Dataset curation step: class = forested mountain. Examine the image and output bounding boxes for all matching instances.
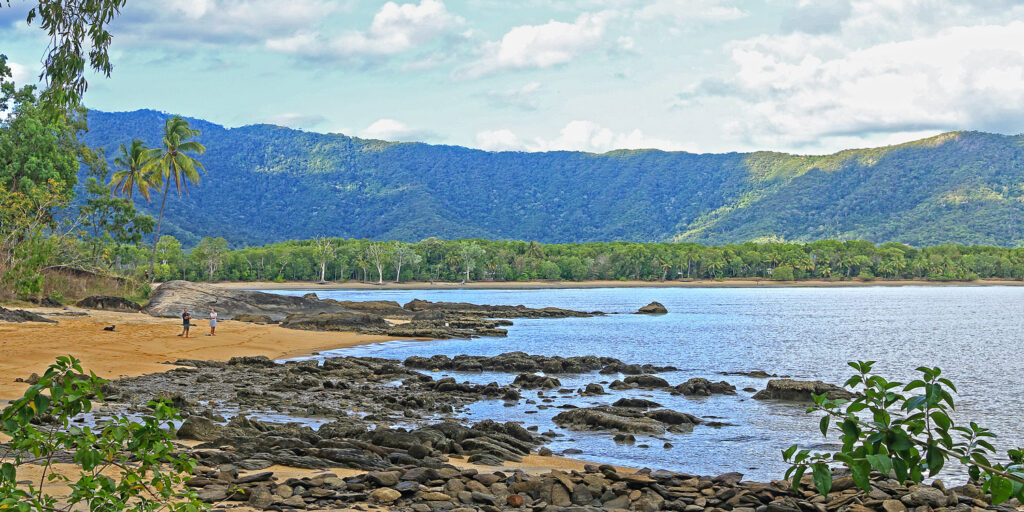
[81,109,1024,247]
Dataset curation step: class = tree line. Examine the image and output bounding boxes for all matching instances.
[135,236,1024,284]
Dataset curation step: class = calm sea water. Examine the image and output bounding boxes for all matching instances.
[268,286,1024,481]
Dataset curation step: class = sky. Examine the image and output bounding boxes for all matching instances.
[2,0,1024,155]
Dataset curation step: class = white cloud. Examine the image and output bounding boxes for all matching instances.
[264,113,327,129]
[476,121,690,153]
[6,60,35,86]
[116,0,345,46]
[458,11,614,78]
[677,5,1024,149]
[266,0,463,59]
[359,118,438,142]
[476,129,523,151]
[484,81,542,110]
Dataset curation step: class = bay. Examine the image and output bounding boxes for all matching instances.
[269,285,1024,481]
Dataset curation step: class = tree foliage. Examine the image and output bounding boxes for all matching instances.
[783,362,1024,505]
[0,356,206,511]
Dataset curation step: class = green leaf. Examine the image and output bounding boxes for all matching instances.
[791,465,806,492]
[931,411,951,430]
[0,462,15,483]
[866,454,892,475]
[783,445,798,461]
[812,464,832,498]
[893,457,908,482]
[820,416,831,437]
[926,445,944,476]
[991,475,1014,505]
[850,459,872,492]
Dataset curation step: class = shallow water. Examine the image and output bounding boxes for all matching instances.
[269,286,1024,481]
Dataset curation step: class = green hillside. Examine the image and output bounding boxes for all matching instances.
[81,110,1024,247]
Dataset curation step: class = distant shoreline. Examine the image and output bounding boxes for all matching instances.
[210,278,1024,291]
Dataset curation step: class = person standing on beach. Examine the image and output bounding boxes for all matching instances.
[179,308,191,338]
[208,308,217,336]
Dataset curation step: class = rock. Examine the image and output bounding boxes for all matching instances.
[143,280,347,320]
[281,495,306,508]
[371,487,402,504]
[0,307,57,323]
[196,486,228,503]
[583,383,606,395]
[752,379,856,401]
[324,299,414,318]
[280,311,387,331]
[233,313,274,323]
[367,470,401,487]
[553,406,697,434]
[176,416,222,441]
[507,494,525,507]
[538,447,553,456]
[883,499,907,512]
[611,398,661,408]
[623,374,670,388]
[673,377,737,396]
[76,295,142,312]
[248,486,276,509]
[904,486,947,507]
[512,373,561,390]
[408,443,431,459]
[636,301,668,314]
[403,299,598,318]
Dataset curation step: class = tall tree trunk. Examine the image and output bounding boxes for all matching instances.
[376,264,383,284]
[148,179,171,284]
[320,262,326,282]
[395,262,402,283]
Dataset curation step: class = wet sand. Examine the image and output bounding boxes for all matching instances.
[0,307,404,400]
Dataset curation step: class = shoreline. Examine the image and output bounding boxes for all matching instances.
[0,307,408,401]
[211,277,1024,291]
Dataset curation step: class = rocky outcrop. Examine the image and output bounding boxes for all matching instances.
[76,295,141,312]
[0,306,56,323]
[143,280,348,320]
[324,299,414,318]
[403,299,600,318]
[402,352,670,374]
[280,312,388,331]
[232,313,274,323]
[752,378,856,401]
[672,377,737,396]
[552,406,700,434]
[636,301,668,314]
[623,374,670,389]
[512,373,561,390]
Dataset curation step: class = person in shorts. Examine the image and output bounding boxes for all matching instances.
[208,308,217,336]
[179,308,191,338]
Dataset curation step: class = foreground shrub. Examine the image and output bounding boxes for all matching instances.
[0,356,207,511]
[783,362,1024,504]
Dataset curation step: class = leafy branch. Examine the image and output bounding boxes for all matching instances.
[783,361,1024,505]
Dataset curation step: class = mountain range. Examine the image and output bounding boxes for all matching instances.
[80,109,1024,247]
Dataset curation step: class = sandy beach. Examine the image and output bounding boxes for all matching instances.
[213,277,1024,291]
[0,307,405,400]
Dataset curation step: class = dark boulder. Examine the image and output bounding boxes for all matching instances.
[636,301,668,314]
[233,313,274,323]
[76,295,142,312]
[143,280,347,320]
[0,307,56,323]
[623,374,670,388]
[512,373,561,390]
[177,416,222,441]
[280,312,388,331]
[672,377,737,396]
[752,379,855,401]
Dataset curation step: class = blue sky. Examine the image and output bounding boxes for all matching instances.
[3,0,1024,154]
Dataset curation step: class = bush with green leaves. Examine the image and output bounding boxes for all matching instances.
[783,361,1024,504]
[0,356,207,511]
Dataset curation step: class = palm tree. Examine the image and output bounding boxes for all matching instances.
[110,139,155,201]
[144,116,206,283]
